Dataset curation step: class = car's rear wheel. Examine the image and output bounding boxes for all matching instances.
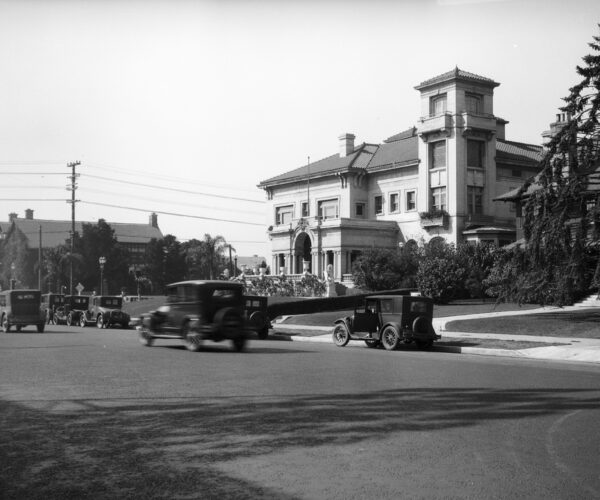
[332,323,350,347]
[232,336,246,352]
[215,307,244,338]
[138,326,154,347]
[364,339,380,349]
[183,322,201,352]
[381,325,400,350]
[36,323,45,333]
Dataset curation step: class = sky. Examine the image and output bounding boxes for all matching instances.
[1,0,600,259]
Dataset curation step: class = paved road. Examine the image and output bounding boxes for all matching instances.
[1,325,600,499]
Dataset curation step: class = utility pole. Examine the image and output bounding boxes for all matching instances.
[67,161,81,295]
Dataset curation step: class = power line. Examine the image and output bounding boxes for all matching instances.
[80,200,265,226]
[0,172,66,175]
[82,173,265,204]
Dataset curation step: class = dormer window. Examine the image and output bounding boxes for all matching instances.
[430,94,447,116]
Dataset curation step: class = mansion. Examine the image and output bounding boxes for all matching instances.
[258,68,545,281]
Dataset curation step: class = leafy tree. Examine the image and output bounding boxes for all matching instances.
[456,242,497,299]
[416,240,466,303]
[143,235,186,293]
[182,234,227,280]
[0,223,35,289]
[516,26,600,305]
[351,247,418,291]
[42,245,71,293]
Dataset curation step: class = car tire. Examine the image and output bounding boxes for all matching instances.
[96,315,105,329]
[215,307,244,338]
[183,322,201,352]
[412,316,430,335]
[257,326,269,340]
[46,310,52,325]
[80,315,87,328]
[2,316,10,333]
[67,314,73,327]
[381,325,400,350]
[364,339,380,349]
[332,323,350,347]
[138,326,154,347]
[36,323,45,333]
[232,336,246,352]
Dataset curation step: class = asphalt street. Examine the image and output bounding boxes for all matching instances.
[1,325,600,499]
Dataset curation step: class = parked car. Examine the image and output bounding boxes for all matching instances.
[244,295,271,339]
[332,294,440,350]
[80,295,130,329]
[0,289,45,333]
[53,295,90,326]
[138,280,249,351]
[41,293,65,325]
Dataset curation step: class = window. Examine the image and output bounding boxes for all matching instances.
[465,93,482,114]
[355,202,365,217]
[374,195,383,215]
[275,205,293,225]
[467,140,485,168]
[430,94,447,116]
[430,141,446,169]
[406,191,416,211]
[318,199,339,220]
[389,193,399,213]
[467,186,483,215]
[431,187,446,211]
[301,202,309,217]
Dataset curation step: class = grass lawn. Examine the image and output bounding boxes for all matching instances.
[445,309,600,339]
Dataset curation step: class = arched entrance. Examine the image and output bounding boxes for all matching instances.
[294,232,312,274]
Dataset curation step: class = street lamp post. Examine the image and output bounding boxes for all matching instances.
[99,256,106,295]
[10,263,15,290]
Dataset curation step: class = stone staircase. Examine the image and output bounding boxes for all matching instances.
[573,293,600,308]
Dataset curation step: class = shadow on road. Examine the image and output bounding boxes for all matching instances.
[2,388,599,498]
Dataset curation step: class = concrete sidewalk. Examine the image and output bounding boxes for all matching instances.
[271,308,600,366]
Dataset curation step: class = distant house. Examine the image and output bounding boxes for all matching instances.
[236,255,267,273]
[258,68,544,280]
[0,209,163,268]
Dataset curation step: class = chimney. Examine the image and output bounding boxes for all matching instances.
[149,212,158,228]
[9,212,17,222]
[496,118,508,141]
[25,208,34,220]
[339,133,355,158]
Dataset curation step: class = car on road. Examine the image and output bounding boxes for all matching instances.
[1,289,46,333]
[53,295,90,326]
[332,294,440,350]
[80,295,130,329]
[244,295,272,339]
[138,280,249,351]
[41,293,65,325]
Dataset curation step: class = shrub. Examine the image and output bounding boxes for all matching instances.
[352,247,418,291]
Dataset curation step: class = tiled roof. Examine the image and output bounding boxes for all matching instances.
[496,140,544,164]
[0,218,163,248]
[384,127,417,143]
[415,67,499,90]
[368,135,418,170]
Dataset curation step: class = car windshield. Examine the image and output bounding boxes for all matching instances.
[365,300,378,313]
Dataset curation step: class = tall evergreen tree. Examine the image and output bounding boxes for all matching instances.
[519,26,600,305]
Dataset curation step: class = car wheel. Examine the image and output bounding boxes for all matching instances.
[215,307,244,337]
[412,316,430,335]
[46,310,52,325]
[381,325,400,350]
[2,316,10,333]
[364,339,380,349]
[36,323,45,333]
[416,340,433,349]
[183,322,201,352]
[67,314,73,326]
[257,326,269,340]
[232,336,246,352]
[138,326,154,347]
[80,315,87,328]
[332,323,350,347]
[121,322,129,329]
[96,315,105,329]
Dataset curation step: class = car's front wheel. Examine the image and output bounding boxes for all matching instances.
[67,314,73,326]
[80,315,87,328]
[381,326,400,350]
[332,323,350,347]
[138,326,154,347]
[96,315,105,329]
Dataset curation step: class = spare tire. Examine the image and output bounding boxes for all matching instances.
[214,307,244,338]
[412,316,430,334]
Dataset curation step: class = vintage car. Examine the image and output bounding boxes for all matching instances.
[332,294,440,350]
[138,280,249,352]
[80,295,130,329]
[41,293,65,325]
[53,295,90,326]
[0,289,46,333]
[244,295,271,339]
